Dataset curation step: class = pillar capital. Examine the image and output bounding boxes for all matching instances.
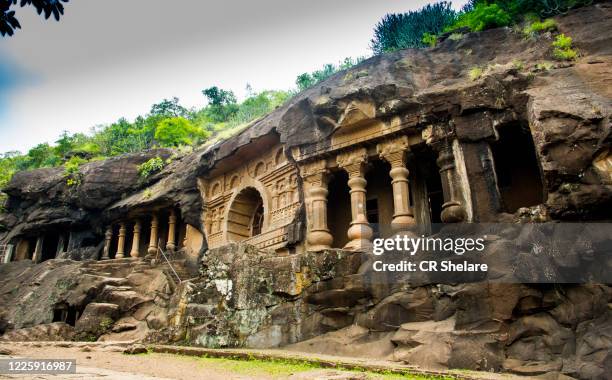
[336,147,368,178]
[377,135,410,167]
[299,159,329,187]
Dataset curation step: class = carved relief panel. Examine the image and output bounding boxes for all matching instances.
[199,145,301,251]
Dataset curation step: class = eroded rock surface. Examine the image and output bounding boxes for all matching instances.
[0,4,611,380]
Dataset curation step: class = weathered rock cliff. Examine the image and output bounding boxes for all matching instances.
[0,3,611,380]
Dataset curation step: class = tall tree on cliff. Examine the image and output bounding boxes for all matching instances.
[1,0,69,37]
[371,1,456,54]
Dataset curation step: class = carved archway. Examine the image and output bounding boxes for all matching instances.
[226,187,265,242]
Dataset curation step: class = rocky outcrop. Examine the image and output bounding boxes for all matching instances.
[0,149,173,247]
[0,3,611,380]
[0,258,177,342]
[168,241,611,379]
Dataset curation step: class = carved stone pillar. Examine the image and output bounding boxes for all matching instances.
[32,236,44,263]
[56,235,65,257]
[102,227,112,260]
[116,222,126,259]
[147,215,159,256]
[435,141,467,223]
[337,148,373,251]
[377,136,416,231]
[130,220,142,258]
[300,160,333,251]
[166,210,177,252]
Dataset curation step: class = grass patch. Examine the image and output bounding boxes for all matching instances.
[523,18,557,36]
[150,352,453,379]
[448,32,463,41]
[535,61,554,71]
[469,66,483,81]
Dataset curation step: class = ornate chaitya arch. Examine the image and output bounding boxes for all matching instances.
[199,136,301,252]
[226,185,267,242]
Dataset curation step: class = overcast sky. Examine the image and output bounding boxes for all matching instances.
[0,0,468,153]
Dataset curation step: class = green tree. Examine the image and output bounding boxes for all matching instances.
[202,86,239,123]
[150,97,188,118]
[154,117,209,147]
[1,0,70,37]
[94,118,145,156]
[22,143,59,169]
[54,130,76,158]
[371,2,456,54]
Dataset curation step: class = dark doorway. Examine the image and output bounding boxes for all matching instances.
[41,234,59,262]
[327,170,351,248]
[366,198,380,238]
[365,159,394,238]
[491,124,544,213]
[252,203,264,237]
[412,148,444,234]
[52,303,82,326]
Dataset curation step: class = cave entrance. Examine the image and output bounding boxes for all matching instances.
[52,303,83,326]
[40,234,59,263]
[327,170,351,248]
[227,187,265,242]
[365,159,394,239]
[492,123,544,213]
[412,147,444,234]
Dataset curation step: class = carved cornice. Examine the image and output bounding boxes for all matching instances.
[337,101,376,128]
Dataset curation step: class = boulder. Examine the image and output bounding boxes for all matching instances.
[74,303,120,339]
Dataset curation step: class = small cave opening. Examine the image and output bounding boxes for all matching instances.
[491,123,544,213]
[52,303,85,326]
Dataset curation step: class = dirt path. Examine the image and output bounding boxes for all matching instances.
[0,342,526,380]
[0,344,267,380]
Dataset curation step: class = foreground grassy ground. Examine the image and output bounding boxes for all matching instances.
[170,353,453,379]
[1,342,521,380]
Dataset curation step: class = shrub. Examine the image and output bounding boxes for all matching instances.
[154,117,209,147]
[535,61,554,71]
[422,32,438,47]
[552,33,577,60]
[371,1,457,54]
[448,3,512,32]
[523,18,557,36]
[63,156,87,187]
[514,0,593,18]
[469,66,484,80]
[138,157,165,178]
[295,57,366,91]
